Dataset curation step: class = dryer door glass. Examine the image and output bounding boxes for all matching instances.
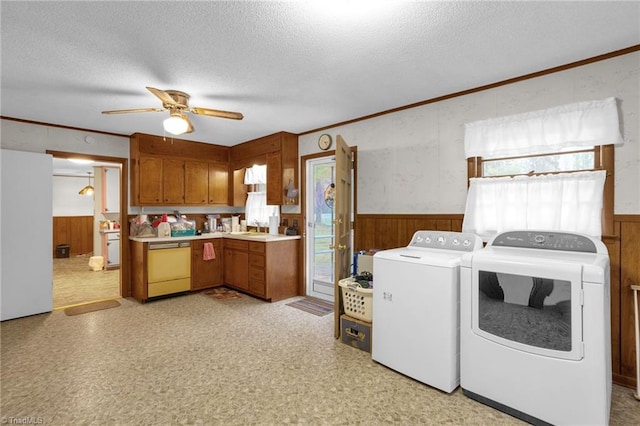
[478,271,572,351]
[471,260,583,361]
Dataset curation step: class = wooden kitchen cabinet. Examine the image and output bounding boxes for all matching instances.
[248,242,266,297]
[184,160,209,204]
[136,155,185,205]
[191,238,223,290]
[229,131,298,206]
[130,133,230,206]
[265,152,282,206]
[208,163,229,205]
[224,238,299,302]
[223,239,249,291]
[138,155,163,204]
[185,161,230,205]
[163,158,185,204]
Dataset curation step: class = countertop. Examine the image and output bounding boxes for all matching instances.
[129,232,301,243]
[100,229,121,234]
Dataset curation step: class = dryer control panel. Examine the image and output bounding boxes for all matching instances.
[408,231,482,252]
[490,230,598,253]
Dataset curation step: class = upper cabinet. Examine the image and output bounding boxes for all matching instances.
[102,166,120,213]
[130,131,297,207]
[130,133,230,206]
[230,131,298,206]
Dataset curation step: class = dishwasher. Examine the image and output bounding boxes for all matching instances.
[147,241,191,298]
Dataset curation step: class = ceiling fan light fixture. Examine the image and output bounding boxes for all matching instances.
[163,113,189,135]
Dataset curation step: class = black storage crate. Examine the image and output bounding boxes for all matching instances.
[56,244,70,258]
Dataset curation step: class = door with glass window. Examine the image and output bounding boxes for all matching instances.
[305,157,335,302]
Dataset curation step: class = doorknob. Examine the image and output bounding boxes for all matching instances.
[332,218,343,224]
[337,244,347,250]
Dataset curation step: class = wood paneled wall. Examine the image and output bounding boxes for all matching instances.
[354,214,463,251]
[52,216,93,257]
[353,213,639,389]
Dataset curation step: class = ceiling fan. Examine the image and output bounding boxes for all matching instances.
[102,86,243,135]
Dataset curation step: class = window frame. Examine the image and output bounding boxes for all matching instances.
[467,145,614,237]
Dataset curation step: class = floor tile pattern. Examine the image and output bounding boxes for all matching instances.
[2,293,638,425]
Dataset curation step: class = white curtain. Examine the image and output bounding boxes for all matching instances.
[244,164,267,184]
[464,97,623,158]
[462,170,606,240]
[245,191,279,227]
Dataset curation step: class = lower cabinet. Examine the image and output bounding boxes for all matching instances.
[191,238,223,290]
[223,239,249,291]
[225,238,299,302]
[100,231,120,270]
[131,237,299,303]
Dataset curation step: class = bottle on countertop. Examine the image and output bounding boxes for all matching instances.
[157,214,171,237]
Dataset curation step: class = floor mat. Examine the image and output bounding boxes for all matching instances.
[203,287,243,300]
[286,297,333,317]
[64,299,121,316]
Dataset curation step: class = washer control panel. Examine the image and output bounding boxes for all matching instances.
[490,231,597,253]
[408,231,483,252]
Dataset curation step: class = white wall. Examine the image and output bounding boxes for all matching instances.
[52,175,94,216]
[299,51,640,215]
[2,51,639,217]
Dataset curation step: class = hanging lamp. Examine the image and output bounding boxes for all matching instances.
[78,172,94,196]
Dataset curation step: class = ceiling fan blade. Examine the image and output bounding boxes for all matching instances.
[146,86,185,108]
[183,114,195,133]
[190,107,244,120]
[101,107,164,115]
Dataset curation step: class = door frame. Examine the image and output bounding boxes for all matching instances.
[300,145,357,309]
[303,155,337,302]
[47,150,129,300]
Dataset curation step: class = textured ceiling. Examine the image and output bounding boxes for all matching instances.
[1,1,639,147]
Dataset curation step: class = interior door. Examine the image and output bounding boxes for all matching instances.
[333,135,352,338]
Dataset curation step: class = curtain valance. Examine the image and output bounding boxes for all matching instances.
[464,97,623,159]
[244,164,267,184]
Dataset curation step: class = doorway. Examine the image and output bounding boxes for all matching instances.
[305,156,336,302]
[49,151,126,308]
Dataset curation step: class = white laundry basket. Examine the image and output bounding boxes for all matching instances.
[339,277,373,322]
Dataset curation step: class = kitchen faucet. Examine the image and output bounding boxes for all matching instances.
[254,219,261,233]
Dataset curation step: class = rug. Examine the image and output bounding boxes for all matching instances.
[203,287,243,300]
[286,297,333,317]
[64,299,121,316]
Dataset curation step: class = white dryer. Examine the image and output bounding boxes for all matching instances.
[372,230,482,393]
[460,231,611,425]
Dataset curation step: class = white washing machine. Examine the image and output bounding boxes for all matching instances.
[460,231,611,425]
[372,230,483,393]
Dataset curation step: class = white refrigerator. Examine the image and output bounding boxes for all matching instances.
[1,149,53,321]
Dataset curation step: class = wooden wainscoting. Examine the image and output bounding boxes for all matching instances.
[354,214,463,251]
[53,216,93,257]
[353,213,639,389]
[615,216,640,389]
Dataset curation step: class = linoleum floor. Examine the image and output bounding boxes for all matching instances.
[2,292,638,425]
[53,254,120,308]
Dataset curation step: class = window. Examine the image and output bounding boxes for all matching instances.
[463,98,621,240]
[481,149,595,178]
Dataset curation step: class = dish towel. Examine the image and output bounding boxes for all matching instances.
[203,242,216,261]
